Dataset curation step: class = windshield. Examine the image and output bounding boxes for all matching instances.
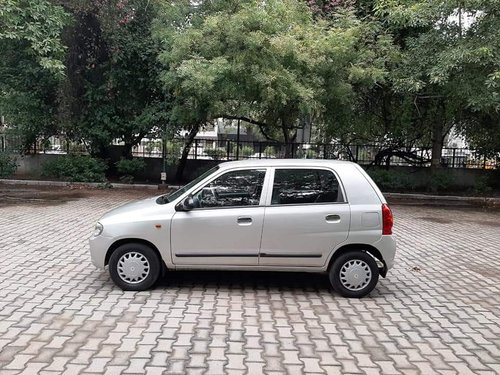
[163,166,219,203]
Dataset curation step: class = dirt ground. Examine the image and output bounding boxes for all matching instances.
[0,184,159,207]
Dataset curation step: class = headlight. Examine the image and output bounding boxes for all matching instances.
[93,222,103,237]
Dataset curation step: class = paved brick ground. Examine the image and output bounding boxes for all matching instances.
[0,189,499,374]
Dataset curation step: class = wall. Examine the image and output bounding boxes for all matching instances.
[11,153,219,184]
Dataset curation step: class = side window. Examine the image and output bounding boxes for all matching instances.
[193,169,266,208]
[271,169,342,205]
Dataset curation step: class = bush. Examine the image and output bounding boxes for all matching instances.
[115,158,146,184]
[367,169,413,192]
[165,141,182,165]
[115,158,146,175]
[42,155,108,182]
[205,147,226,160]
[305,149,318,159]
[428,170,453,193]
[240,146,254,157]
[263,146,276,157]
[474,175,493,195]
[368,168,459,193]
[0,152,17,178]
[145,140,162,156]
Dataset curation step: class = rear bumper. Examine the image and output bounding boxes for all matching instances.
[373,235,397,274]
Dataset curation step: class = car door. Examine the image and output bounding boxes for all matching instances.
[259,167,350,267]
[171,168,269,266]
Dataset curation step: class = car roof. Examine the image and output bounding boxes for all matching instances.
[218,159,355,169]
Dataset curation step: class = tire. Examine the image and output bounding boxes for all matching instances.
[109,243,161,291]
[329,251,379,298]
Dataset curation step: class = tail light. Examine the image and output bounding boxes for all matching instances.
[382,203,393,235]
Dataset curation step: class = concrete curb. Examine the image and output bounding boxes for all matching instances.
[0,178,161,190]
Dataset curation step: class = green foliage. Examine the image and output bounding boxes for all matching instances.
[116,158,146,184]
[263,146,276,157]
[57,0,169,157]
[372,0,500,151]
[369,168,452,193]
[42,155,108,182]
[428,170,453,193]
[0,152,17,178]
[145,140,162,156]
[0,0,67,149]
[240,146,254,158]
[474,175,493,195]
[115,158,146,175]
[367,169,413,192]
[305,149,318,159]
[1,0,499,170]
[0,40,62,149]
[165,141,182,165]
[0,0,69,74]
[155,0,385,147]
[205,148,226,160]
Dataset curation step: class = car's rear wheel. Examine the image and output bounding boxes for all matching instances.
[109,243,161,291]
[329,251,379,298]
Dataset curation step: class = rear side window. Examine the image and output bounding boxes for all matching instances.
[271,168,343,205]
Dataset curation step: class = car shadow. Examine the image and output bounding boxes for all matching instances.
[156,270,332,291]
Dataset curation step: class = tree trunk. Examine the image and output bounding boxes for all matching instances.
[431,99,446,171]
[122,143,134,159]
[283,126,291,158]
[431,123,444,170]
[175,123,200,182]
[430,99,446,171]
[281,119,297,158]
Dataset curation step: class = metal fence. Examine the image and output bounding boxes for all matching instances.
[1,133,498,169]
[0,133,88,155]
[132,138,498,170]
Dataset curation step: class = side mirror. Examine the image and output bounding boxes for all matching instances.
[175,195,195,211]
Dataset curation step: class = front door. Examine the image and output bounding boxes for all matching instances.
[259,167,350,267]
[171,168,268,266]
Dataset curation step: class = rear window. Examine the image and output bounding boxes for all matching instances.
[271,168,344,205]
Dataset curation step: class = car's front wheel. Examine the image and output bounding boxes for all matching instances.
[109,243,161,291]
[329,251,379,298]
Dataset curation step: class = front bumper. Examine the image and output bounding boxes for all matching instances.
[89,234,114,269]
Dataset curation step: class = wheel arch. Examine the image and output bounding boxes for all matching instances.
[327,243,387,277]
[105,238,168,275]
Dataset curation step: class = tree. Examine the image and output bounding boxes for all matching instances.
[374,0,500,166]
[155,0,386,179]
[0,0,69,148]
[57,0,169,158]
[0,0,69,73]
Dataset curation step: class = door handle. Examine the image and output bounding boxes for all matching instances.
[237,217,253,225]
[325,214,341,223]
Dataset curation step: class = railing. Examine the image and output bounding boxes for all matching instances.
[1,133,497,169]
[0,133,88,155]
[132,138,498,170]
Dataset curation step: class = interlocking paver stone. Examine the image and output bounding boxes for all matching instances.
[1,187,499,374]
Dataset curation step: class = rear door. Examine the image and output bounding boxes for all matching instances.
[259,167,350,267]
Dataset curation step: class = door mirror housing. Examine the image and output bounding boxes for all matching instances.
[176,195,195,211]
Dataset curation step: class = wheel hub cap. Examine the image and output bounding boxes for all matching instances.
[340,259,372,291]
[117,252,150,284]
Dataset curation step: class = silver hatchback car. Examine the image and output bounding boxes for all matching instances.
[89,159,396,297]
